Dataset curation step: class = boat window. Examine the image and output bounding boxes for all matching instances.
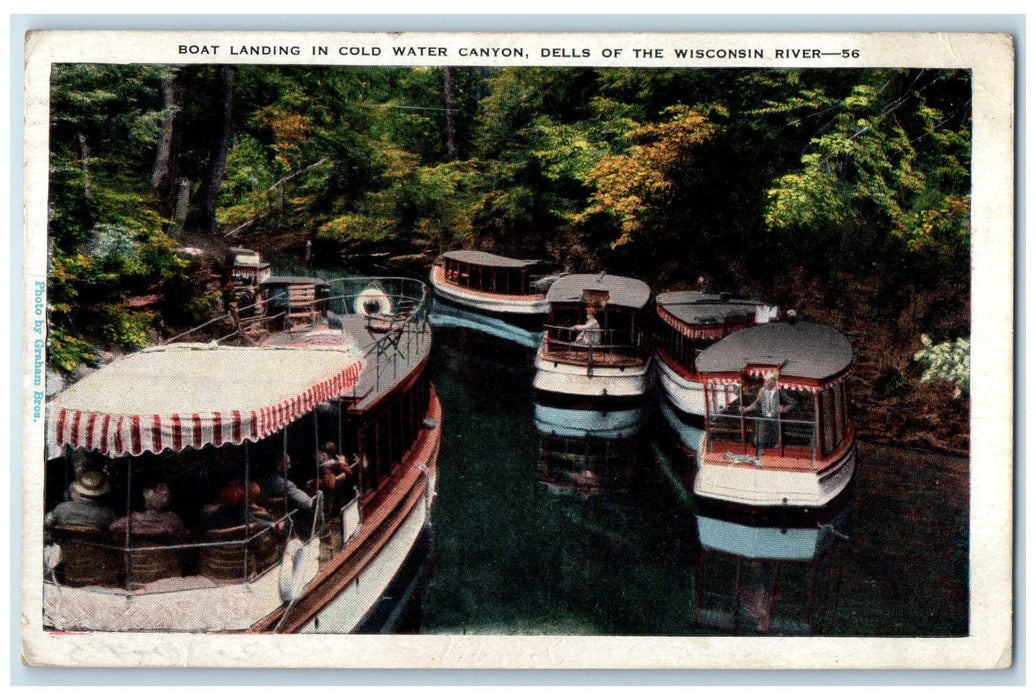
[356,375,433,490]
[819,384,849,456]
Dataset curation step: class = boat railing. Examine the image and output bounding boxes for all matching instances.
[541,323,646,369]
[707,412,819,462]
[323,278,431,397]
[162,277,431,357]
[47,512,302,593]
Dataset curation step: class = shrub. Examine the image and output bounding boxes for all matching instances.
[913,334,970,398]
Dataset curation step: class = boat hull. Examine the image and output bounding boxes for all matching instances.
[263,391,441,633]
[533,353,652,398]
[430,266,549,318]
[656,352,708,417]
[534,402,647,439]
[296,477,434,633]
[694,442,856,510]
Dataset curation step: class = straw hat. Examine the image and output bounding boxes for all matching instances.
[73,471,110,498]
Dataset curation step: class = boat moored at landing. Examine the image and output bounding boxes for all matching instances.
[655,290,778,419]
[43,277,441,634]
[533,273,653,400]
[693,319,856,511]
[430,250,559,319]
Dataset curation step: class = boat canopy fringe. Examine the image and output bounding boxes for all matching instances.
[47,343,364,458]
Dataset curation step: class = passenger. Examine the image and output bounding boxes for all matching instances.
[571,310,602,346]
[200,481,275,531]
[311,443,359,515]
[741,373,796,448]
[44,471,117,531]
[316,442,356,490]
[258,453,315,514]
[109,483,190,540]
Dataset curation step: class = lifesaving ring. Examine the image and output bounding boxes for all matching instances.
[354,287,393,317]
[278,538,305,603]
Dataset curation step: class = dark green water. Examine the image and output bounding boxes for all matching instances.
[418,325,969,637]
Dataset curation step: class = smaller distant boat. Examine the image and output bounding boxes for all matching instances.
[430,250,559,320]
[429,250,562,347]
[533,273,653,400]
[655,290,778,420]
[693,319,856,511]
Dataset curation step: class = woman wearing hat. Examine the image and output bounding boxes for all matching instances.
[44,471,117,530]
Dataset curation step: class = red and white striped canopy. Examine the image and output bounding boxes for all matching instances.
[47,343,364,458]
[705,371,851,393]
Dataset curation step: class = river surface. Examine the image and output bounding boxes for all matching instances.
[269,261,968,636]
[417,324,969,637]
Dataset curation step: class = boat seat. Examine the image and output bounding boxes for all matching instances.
[197,523,285,583]
[49,526,123,587]
[123,533,185,586]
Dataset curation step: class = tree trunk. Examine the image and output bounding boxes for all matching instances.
[444,67,457,159]
[169,178,191,238]
[77,131,93,199]
[151,71,185,213]
[193,65,236,236]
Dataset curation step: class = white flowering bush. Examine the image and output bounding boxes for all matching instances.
[913,335,970,398]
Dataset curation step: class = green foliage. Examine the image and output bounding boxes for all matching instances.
[577,105,718,252]
[93,305,155,350]
[913,335,970,397]
[47,328,99,373]
[762,71,971,277]
[46,62,973,417]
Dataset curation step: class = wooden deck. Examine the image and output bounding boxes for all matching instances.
[262,313,432,413]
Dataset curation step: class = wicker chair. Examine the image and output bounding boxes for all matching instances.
[49,526,123,587]
[197,523,285,583]
[122,533,185,586]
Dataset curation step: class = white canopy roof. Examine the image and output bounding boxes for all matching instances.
[47,343,363,457]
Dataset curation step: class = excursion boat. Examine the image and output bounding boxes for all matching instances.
[693,319,856,511]
[42,276,441,633]
[533,273,653,400]
[693,503,849,635]
[655,290,778,420]
[429,250,561,345]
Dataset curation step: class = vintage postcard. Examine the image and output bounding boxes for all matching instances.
[19,29,1014,669]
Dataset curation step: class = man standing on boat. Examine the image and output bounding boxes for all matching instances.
[742,372,796,449]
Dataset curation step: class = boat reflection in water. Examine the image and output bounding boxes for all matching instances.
[428,250,560,349]
[429,296,545,349]
[693,502,850,635]
[534,393,649,498]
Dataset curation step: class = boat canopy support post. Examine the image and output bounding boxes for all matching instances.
[243,442,252,581]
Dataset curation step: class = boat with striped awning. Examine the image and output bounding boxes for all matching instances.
[42,277,441,634]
